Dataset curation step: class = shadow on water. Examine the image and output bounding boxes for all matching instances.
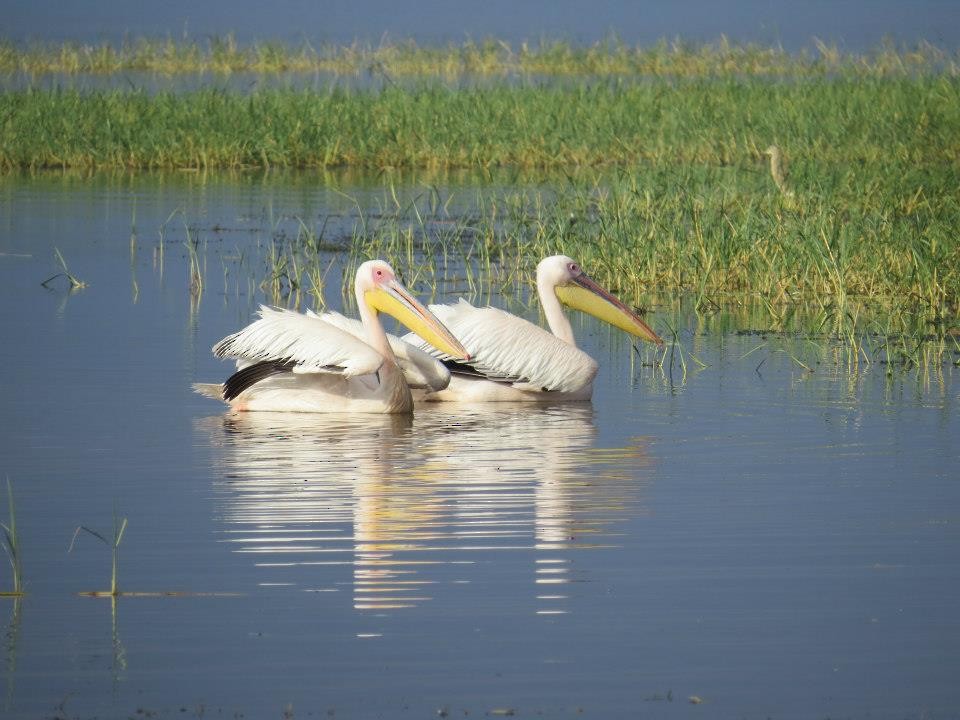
[196,404,653,617]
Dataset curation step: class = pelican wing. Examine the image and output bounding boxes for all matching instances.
[405,299,598,393]
[313,311,451,391]
[213,306,384,377]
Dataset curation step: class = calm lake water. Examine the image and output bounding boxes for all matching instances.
[0,172,958,719]
[6,0,960,51]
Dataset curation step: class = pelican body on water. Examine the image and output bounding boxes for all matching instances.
[195,260,469,414]
[405,255,662,402]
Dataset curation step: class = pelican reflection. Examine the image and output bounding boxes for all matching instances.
[198,405,653,615]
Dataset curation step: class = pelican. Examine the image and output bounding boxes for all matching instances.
[194,260,469,413]
[404,255,662,402]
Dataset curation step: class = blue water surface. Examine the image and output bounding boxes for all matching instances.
[6,0,960,51]
[0,172,957,719]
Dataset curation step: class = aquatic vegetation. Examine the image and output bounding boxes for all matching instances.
[40,248,87,290]
[69,515,127,597]
[158,155,955,372]
[2,75,957,171]
[0,479,23,596]
[376,172,955,321]
[0,36,955,78]
[2,37,956,367]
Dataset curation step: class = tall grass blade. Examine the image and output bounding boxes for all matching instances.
[0,478,22,596]
[69,516,128,597]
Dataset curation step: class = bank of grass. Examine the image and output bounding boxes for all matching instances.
[1,77,957,170]
[1,36,956,78]
[2,40,957,358]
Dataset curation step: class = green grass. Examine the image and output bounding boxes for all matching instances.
[1,478,23,596]
[1,36,956,78]
[313,163,959,314]
[70,515,127,597]
[207,159,956,373]
[1,76,957,170]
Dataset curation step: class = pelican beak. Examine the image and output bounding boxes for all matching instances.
[555,274,663,346]
[366,281,471,360]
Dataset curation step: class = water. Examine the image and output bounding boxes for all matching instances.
[0,172,958,719]
[6,0,960,51]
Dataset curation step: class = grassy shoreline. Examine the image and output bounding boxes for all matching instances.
[2,38,956,344]
[1,37,956,78]
[2,78,957,170]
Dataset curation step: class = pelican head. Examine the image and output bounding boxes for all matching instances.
[539,255,662,346]
[356,260,470,360]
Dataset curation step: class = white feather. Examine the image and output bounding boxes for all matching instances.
[213,306,383,378]
[315,311,451,391]
[405,299,597,393]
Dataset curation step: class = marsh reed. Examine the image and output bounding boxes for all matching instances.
[1,36,956,78]
[192,161,955,373]
[1,479,23,596]
[2,75,956,171]
[70,515,127,597]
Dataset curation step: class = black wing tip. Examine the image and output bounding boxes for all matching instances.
[223,360,295,401]
[212,336,237,359]
[442,359,522,385]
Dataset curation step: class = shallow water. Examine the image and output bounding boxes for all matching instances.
[0,172,958,719]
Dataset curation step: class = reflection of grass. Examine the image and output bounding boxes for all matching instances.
[0,479,23,597]
[3,596,21,715]
[1,36,954,77]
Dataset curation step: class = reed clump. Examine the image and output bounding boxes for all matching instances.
[204,160,956,370]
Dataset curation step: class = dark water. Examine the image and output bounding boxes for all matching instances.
[0,172,958,719]
[5,0,960,51]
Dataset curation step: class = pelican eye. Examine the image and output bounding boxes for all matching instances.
[568,263,580,274]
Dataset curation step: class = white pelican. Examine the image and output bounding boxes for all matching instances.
[405,255,662,402]
[194,260,469,413]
